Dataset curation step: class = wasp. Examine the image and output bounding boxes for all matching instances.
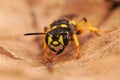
[24,14,100,64]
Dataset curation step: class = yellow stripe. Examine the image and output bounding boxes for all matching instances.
[48,36,52,45]
[51,26,57,29]
[53,41,59,45]
[61,24,68,28]
[59,35,64,45]
[69,20,77,25]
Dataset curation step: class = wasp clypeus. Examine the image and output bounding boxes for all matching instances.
[24,14,101,64]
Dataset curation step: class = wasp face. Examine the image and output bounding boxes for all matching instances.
[46,33,64,47]
[51,34,60,46]
[45,29,70,54]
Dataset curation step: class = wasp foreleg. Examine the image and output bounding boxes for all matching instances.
[72,34,80,59]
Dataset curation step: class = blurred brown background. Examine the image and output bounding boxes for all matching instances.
[0,0,120,80]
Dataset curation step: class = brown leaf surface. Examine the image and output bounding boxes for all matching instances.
[0,0,120,80]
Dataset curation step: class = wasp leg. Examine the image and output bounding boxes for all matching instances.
[43,39,49,64]
[76,17,100,35]
[85,19,100,36]
[43,26,51,64]
[76,27,86,34]
[72,34,80,59]
[43,42,54,72]
[43,41,54,64]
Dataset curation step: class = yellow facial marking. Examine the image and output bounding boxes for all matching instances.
[48,36,52,44]
[59,35,64,45]
[61,24,68,28]
[69,20,77,25]
[53,41,59,45]
[51,26,57,29]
